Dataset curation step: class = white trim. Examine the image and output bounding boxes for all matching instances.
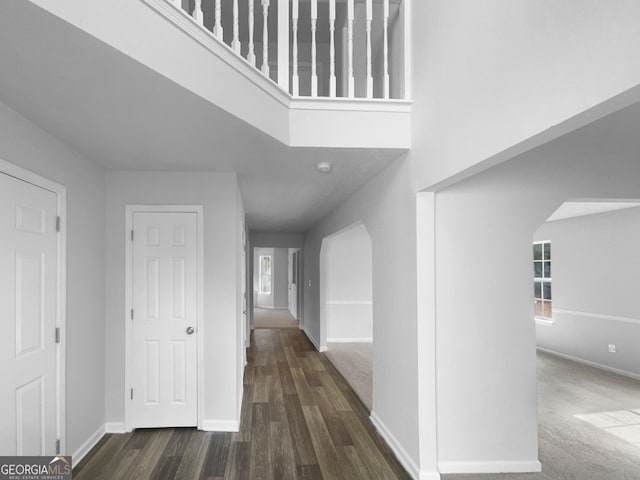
[537,347,640,381]
[124,205,205,431]
[0,159,67,455]
[72,425,106,465]
[370,411,424,480]
[325,300,373,305]
[140,0,413,110]
[105,422,128,434]
[254,306,288,310]
[201,419,240,432]
[303,327,327,352]
[327,337,373,343]
[437,461,542,474]
[289,98,412,112]
[535,317,555,326]
[552,308,640,326]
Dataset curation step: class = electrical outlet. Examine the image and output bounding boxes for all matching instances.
[608,344,616,353]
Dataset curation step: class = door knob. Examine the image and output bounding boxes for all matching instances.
[186,326,195,335]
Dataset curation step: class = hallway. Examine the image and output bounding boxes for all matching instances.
[73,328,409,479]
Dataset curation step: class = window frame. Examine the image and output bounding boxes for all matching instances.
[258,255,272,295]
[533,240,553,322]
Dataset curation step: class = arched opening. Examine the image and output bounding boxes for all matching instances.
[432,99,640,476]
[320,222,373,409]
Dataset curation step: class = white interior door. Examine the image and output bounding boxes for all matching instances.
[0,172,58,455]
[131,211,198,428]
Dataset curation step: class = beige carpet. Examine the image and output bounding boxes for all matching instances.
[324,342,373,411]
[253,307,299,329]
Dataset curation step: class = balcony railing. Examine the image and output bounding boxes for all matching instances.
[166,0,409,100]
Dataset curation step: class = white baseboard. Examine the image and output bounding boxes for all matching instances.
[72,424,106,465]
[105,422,128,434]
[370,411,425,480]
[537,347,640,381]
[200,419,240,432]
[438,460,542,474]
[327,337,373,343]
[303,327,327,352]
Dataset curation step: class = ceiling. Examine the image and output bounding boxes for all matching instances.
[546,201,640,222]
[0,1,402,232]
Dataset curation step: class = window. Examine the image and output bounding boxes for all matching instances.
[533,241,552,319]
[259,255,272,294]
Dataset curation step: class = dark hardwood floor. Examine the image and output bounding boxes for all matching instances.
[73,328,410,479]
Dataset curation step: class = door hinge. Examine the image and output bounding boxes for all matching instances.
[55,439,60,455]
[131,229,134,242]
[55,327,60,344]
[130,388,134,400]
[130,309,134,320]
[56,216,61,233]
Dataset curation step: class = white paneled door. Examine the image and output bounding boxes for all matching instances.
[131,212,198,428]
[0,172,58,455]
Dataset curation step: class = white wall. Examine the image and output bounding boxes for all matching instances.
[303,158,421,473]
[105,171,243,429]
[323,224,373,341]
[0,100,106,457]
[412,0,640,191]
[534,207,640,378]
[433,110,640,472]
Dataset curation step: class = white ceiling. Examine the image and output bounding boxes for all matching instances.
[0,1,403,232]
[546,201,640,222]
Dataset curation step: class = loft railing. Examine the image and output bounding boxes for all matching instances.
[168,0,408,100]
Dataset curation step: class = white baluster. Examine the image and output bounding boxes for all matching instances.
[311,0,318,96]
[347,0,355,98]
[383,0,390,99]
[232,0,240,53]
[193,0,203,26]
[214,0,223,40]
[277,0,290,91]
[366,0,373,99]
[329,0,336,97]
[248,0,256,66]
[292,0,299,95]
[261,0,270,77]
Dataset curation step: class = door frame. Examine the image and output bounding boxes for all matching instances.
[124,205,204,431]
[0,158,67,453]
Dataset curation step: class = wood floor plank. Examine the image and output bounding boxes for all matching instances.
[73,327,409,480]
[316,370,352,411]
[201,433,231,478]
[173,431,210,480]
[302,405,345,480]
[249,403,272,480]
[339,411,399,479]
[296,464,324,480]
[269,421,297,480]
[291,367,317,406]
[73,434,131,480]
[150,456,182,480]
[223,441,249,480]
[315,386,355,447]
[123,429,173,480]
[283,394,319,466]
